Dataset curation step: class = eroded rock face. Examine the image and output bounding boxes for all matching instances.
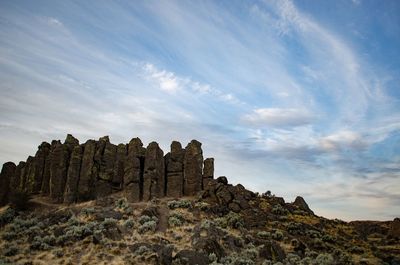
[0,162,16,206]
[25,142,51,194]
[49,141,70,203]
[143,142,165,201]
[77,139,97,201]
[124,138,145,202]
[64,145,83,203]
[389,218,400,238]
[183,140,203,196]
[166,141,184,198]
[0,135,218,205]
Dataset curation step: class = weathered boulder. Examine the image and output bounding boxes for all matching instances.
[183,140,203,196]
[63,145,83,203]
[165,141,184,198]
[112,144,126,189]
[293,196,314,215]
[173,250,209,265]
[202,158,214,188]
[0,162,16,206]
[259,241,286,262]
[143,142,165,200]
[49,141,70,202]
[25,142,51,194]
[77,140,97,201]
[124,138,145,202]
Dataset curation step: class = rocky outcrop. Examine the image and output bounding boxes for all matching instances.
[165,141,184,198]
[183,140,203,196]
[293,196,314,215]
[0,135,214,205]
[143,142,165,201]
[389,218,400,238]
[0,162,16,206]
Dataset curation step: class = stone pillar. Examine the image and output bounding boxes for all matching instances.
[165,141,185,197]
[202,158,214,188]
[77,139,97,201]
[0,162,16,206]
[124,138,145,202]
[183,140,203,196]
[64,145,83,203]
[143,142,165,200]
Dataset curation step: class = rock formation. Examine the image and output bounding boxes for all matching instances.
[183,140,203,196]
[0,162,16,206]
[165,141,185,198]
[0,135,215,205]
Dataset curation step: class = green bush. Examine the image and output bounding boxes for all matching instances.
[168,213,185,227]
[257,231,271,239]
[123,218,135,229]
[3,245,18,257]
[271,204,289,215]
[0,208,16,226]
[167,199,192,209]
[315,253,334,265]
[271,230,284,241]
[138,215,158,233]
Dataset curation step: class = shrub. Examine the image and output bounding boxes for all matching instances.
[216,211,243,229]
[8,191,31,211]
[322,234,335,243]
[2,231,17,241]
[167,199,192,209]
[3,245,18,257]
[315,253,334,265]
[257,231,271,239]
[138,215,158,233]
[271,204,288,215]
[242,244,258,261]
[123,218,135,229]
[287,222,303,235]
[209,253,217,263]
[134,245,151,256]
[80,207,96,216]
[30,236,52,250]
[306,230,321,239]
[168,213,184,227]
[271,230,284,241]
[200,219,215,229]
[0,208,16,226]
[53,249,64,258]
[101,218,118,229]
[195,201,209,210]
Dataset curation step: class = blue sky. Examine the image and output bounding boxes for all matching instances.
[0,0,399,220]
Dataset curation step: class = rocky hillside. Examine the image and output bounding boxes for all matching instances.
[0,136,399,265]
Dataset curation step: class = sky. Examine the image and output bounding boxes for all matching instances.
[0,0,399,221]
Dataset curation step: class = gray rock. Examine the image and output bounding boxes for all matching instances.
[293,196,314,215]
[112,144,126,189]
[202,158,214,188]
[10,161,26,193]
[25,142,51,194]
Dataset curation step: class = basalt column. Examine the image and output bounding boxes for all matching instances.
[112,144,127,190]
[165,141,185,197]
[183,140,203,196]
[0,162,16,206]
[77,139,97,201]
[202,158,214,188]
[25,142,51,194]
[41,140,59,195]
[10,161,26,193]
[143,142,165,200]
[49,141,71,203]
[96,137,117,198]
[63,145,83,203]
[124,138,145,202]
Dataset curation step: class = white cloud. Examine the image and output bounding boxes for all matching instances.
[242,108,316,127]
[142,63,183,93]
[319,130,366,151]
